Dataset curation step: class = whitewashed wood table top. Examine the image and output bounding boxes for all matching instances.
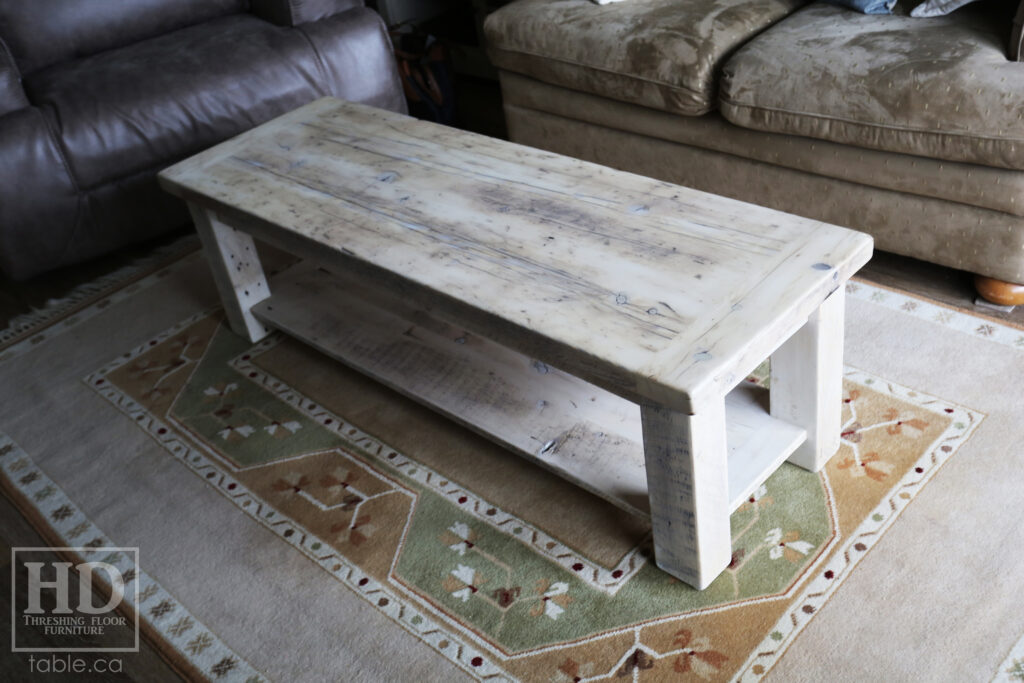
[159,98,873,413]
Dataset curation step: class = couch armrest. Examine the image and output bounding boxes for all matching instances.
[1012,1,1024,61]
[0,107,85,280]
[298,7,407,114]
[0,36,29,117]
[249,0,364,26]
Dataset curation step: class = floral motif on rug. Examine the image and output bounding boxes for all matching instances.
[86,312,982,681]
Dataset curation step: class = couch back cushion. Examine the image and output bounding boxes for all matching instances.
[484,0,811,118]
[720,3,1024,170]
[0,0,248,75]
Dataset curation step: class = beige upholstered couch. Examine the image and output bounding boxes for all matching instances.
[484,0,1024,304]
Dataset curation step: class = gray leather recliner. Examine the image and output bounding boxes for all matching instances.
[0,0,406,280]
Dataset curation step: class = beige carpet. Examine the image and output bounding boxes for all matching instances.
[1,248,1022,682]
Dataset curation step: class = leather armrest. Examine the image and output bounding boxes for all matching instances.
[0,37,29,117]
[249,0,364,26]
[0,107,84,280]
[1012,1,1024,61]
[298,7,407,114]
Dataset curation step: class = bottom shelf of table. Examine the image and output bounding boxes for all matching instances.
[251,263,807,520]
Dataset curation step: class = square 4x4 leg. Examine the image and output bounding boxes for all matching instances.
[639,289,845,589]
[771,288,845,472]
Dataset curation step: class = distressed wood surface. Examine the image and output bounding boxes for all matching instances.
[770,288,845,471]
[640,401,731,590]
[190,206,272,343]
[163,99,872,589]
[252,264,805,516]
[159,97,873,413]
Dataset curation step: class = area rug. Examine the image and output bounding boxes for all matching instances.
[0,234,198,353]
[996,635,1024,683]
[1,249,1022,682]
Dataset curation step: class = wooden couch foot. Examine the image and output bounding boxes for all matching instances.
[975,275,1024,306]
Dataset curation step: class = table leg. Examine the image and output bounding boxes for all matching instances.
[640,400,731,590]
[770,287,845,472]
[190,205,272,344]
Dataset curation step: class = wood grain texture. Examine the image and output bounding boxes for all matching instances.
[162,98,873,589]
[640,401,731,590]
[253,264,806,516]
[190,206,271,343]
[160,97,873,413]
[770,288,845,471]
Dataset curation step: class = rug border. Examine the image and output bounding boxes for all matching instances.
[734,366,984,681]
[0,235,200,358]
[0,433,267,683]
[849,277,1024,343]
[993,631,1024,682]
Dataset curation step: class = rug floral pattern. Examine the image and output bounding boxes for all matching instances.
[87,311,980,681]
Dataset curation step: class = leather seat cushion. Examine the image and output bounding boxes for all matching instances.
[484,0,809,117]
[25,13,341,188]
[720,2,1024,169]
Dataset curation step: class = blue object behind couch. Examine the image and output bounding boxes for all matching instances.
[823,0,896,14]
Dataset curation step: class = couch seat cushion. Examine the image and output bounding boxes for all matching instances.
[24,13,336,188]
[720,2,1024,169]
[484,0,809,117]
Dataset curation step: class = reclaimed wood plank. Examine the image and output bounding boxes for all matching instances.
[251,264,806,516]
[190,206,271,343]
[771,287,845,470]
[160,98,872,589]
[640,401,731,590]
[160,97,873,413]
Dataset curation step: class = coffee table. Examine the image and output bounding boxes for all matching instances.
[158,98,873,590]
